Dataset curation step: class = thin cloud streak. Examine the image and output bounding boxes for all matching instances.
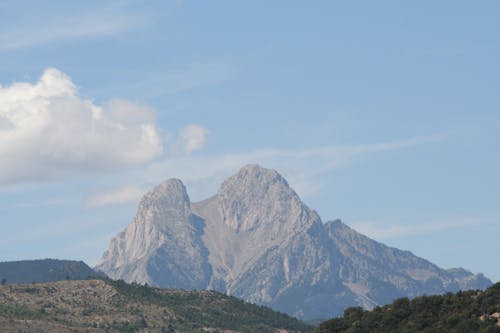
[116,62,239,98]
[406,47,473,56]
[12,197,78,209]
[351,215,497,240]
[0,4,154,50]
[85,186,145,207]
[145,135,441,201]
[0,214,120,248]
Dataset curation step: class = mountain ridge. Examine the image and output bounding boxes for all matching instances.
[0,259,104,285]
[96,164,491,320]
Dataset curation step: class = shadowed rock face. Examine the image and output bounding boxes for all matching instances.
[96,164,492,320]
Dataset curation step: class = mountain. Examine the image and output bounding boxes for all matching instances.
[0,279,312,332]
[0,259,105,285]
[315,281,500,333]
[96,164,492,320]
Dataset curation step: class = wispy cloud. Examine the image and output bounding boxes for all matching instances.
[145,135,440,200]
[168,124,210,155]
[85,186,145,207]
[12,197,78,209]
[406,47,473,56]
[0,214,118,248]
[0,3,154,50]
[120,62,239,98]
[351,215,497,240]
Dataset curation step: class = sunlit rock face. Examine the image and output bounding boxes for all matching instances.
[96,164,492,320]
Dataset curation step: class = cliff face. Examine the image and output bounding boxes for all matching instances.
[96,164,492,320]
[96,179,211,290]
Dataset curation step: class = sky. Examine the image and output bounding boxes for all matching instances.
[0,1,499,282]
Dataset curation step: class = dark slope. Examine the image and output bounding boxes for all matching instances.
[0,259,104,285]
[315,282,500,333]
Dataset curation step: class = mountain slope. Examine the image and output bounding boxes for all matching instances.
[0,259,104,285]
[97,179,211,290]
[325,220,491,307]
[315,282,500,333]
[96,164,491,320]
[0,279,312,333]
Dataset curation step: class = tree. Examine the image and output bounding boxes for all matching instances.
[1,278,6,286]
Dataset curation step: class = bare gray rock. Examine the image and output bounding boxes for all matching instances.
[96,179,211,289]
[96,164,492,320]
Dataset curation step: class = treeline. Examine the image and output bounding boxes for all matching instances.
[316,282,500,333]
[107,278,312,333]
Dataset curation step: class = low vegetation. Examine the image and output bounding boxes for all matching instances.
[0,278,312,332]
[315,282,500,333]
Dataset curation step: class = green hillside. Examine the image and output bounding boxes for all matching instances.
[0,278,312,333]
[315,282,500,333]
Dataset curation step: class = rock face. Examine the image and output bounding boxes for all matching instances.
[96,164,492,320]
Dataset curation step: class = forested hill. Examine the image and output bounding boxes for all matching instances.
[0,259,104,284]
[315,282,500,333]
[0,278,312,332]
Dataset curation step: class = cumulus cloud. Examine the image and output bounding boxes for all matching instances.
[105,99,156,124]
[86,186,145,207]
[0,68,163,184]
[179,124,209,154]
[169,124,209,155]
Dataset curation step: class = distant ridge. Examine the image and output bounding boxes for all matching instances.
[97,164,492,320]
[0,259,105,285]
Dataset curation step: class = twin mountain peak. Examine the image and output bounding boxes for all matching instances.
[96,164,491,320]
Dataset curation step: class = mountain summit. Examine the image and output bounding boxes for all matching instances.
[96,164,491,320]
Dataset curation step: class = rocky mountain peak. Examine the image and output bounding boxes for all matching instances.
[138,178,190,220]
[216,164,316,233]
[218,164,288,194]
[97,164,492,320]
[149,178,188,202]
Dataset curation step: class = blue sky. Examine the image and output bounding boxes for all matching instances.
[0,1,499,281]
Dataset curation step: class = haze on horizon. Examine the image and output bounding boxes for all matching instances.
[0,1,499,282]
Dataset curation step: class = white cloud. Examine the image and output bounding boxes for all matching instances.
[177,124,209,155]
[0,68,163,184]
[106,99,156,124]
[86,186,145,207]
